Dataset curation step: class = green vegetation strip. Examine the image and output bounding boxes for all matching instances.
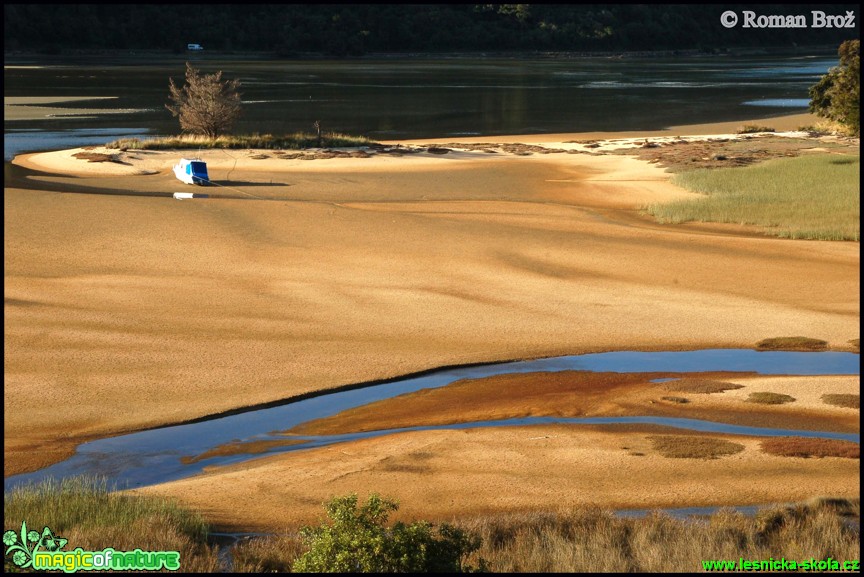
[108,132,375,151]
[646,154,860,240]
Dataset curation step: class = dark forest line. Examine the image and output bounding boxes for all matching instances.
[4,4,859,57]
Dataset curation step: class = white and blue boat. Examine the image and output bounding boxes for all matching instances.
[173,158,210,185]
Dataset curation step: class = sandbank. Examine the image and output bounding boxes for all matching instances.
[4,96,147,121]
[4,113,859,530]
[132,425,859,532]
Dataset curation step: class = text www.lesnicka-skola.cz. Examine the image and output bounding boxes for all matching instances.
[702,557,859,572]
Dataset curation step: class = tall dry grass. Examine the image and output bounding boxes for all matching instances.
[646,154,860,240]
[4,476,220,572]
[457,500,860,572]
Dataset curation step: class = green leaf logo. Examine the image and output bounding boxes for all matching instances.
[39,527,68,552]
[4,522,67,568]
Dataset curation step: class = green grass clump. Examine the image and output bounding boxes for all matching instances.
[648,435,745,459]
[646,154,860,240]
[756,336,828,351]
[747,392,796,405]
[821,394,860,409]
[660,396,689,403]
[107,131,376,151]
[3,476,220,572]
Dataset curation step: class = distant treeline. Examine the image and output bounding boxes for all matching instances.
[4,4,859,56]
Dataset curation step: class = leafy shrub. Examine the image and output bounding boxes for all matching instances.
[292,493,485,573]
[809,40,860,136]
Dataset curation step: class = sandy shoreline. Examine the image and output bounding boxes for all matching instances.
[4,112,859,530]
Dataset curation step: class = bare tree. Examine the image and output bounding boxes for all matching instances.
[166,62,242,139]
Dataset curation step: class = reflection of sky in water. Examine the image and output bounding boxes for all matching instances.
[4,128,151,161]
[4,349,859,493]
[742,98,811,108]
[720,60,834,78]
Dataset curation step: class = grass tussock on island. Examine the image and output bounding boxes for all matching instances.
[663,379,745,394]
[821,394,860,409]
[756,336,829,351]
[106,132,376,151]
[4,478,860,573]
[646,154,860,241]
[747,392,797,405]
[760,438,860,459]
[648,435,745,459]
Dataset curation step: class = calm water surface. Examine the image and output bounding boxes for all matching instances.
[4,349,858,493]
[4,51,835,159]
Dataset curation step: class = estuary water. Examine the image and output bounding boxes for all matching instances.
[4,349,859,493]
[4,50,836,160]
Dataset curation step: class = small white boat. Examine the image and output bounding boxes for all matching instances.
[173,158,210,185]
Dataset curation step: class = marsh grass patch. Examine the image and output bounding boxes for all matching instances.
[663,379,744,394]
[760,437,860,459]
[3,476,220,572]
[71,151,127,164]
[646,154,860,240]
[660,396,689,404]
[231,534,306,573]
[458,499,860,572]
[737,125,775,134]
[821,394,860,409]
[648,435,745,459]
[756,337,829,351]
[747,392,796,405]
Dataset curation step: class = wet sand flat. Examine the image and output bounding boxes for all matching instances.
[4,115,859,528]
[129,370,858,531]
[132,425,859,532]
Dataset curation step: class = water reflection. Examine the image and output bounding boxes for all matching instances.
[4,51,834,155]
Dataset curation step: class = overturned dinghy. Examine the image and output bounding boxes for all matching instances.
[173,192,209,200]
[173,158,210,185]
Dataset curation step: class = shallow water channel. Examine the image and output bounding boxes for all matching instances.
[4,349,859,493]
